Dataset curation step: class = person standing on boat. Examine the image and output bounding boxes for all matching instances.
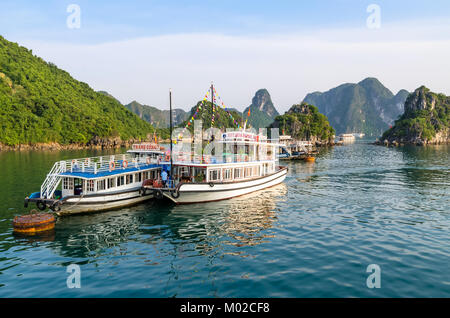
[161,169,168,188]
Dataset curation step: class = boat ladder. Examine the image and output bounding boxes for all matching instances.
[40,161,66,199]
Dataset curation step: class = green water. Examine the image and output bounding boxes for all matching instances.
[0,141,449,297]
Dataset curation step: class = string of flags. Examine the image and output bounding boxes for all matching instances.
[181,85,242,136]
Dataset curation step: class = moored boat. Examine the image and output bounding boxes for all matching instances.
[24,143,165,215]
[143,130,288,204]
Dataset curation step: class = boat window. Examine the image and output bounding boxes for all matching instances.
[126,174,133,184]
[244,167,252,178]
[209,169,220,182]
[135,173,142,183]
[108,178,115,188]
[117,175,125,187]
[223,168,232,181]
[180,166,190,177]
[97,179,106,191]
[252,166,260,177]
[86,180,95,192]
[63,178,74,190]
[234,168,243,179]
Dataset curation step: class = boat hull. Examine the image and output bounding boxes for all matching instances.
[162,167,287,204]
[56,188,153,216]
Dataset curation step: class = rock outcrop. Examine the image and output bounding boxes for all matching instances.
[378,86,449,146]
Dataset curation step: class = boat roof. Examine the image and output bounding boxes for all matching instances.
[57,163,167,179]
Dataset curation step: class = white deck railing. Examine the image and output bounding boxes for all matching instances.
[39,153,160,199]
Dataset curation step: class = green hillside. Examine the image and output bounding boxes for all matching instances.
[0,36,154,146]
[270,102,335,143]
[303,78,409,136]
[181,101,244,133]
[381,86,449,144]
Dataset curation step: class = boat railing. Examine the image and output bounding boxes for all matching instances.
[167,153,275,164]
[40,160,66,199]
[60,153,159,175]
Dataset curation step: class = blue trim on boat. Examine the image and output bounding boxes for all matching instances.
[58,163,168,179]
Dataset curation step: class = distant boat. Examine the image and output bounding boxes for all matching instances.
[338,134,356,143]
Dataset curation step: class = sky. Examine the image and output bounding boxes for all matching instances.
[1,0,450,112]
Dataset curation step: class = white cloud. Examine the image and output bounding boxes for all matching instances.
[21,21,450,113]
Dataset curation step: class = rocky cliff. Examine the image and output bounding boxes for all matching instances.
[303,78,409,136]
[379,86,449,145]
[270,102,335,145]
[243,89,279,129]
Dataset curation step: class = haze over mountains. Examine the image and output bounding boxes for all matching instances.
[303,78,409,136]
[126,78,410,138]
[0,35,418,148]
[124,100,189,128]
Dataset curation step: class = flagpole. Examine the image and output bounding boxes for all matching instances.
[169,88,173,187]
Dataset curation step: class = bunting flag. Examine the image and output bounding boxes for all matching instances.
[180,85,242,134]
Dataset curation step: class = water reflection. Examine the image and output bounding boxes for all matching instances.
[39,185,287,260]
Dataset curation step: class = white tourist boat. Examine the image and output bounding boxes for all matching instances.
[338,133,356,143]
[143,130,288,204]
[24,143,165,215]
[141,84,287,204]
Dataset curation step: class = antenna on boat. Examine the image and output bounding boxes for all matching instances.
[169,88,173,187]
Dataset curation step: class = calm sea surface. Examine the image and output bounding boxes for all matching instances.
[0,140,449,297]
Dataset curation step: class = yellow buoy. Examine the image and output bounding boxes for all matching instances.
[305,156,316,163]
[12,211,56,235]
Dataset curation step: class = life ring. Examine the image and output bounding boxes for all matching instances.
[36,201,46,211]
[122,160,128,168]
[109,161,115,170]
[209,182,214,187]
[84,158,89,166]
[170,189,180,198]
[153,189,163,200]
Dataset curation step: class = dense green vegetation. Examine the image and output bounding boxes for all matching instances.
[381,87,449,142]
[303,78,409,136]
[270,102,335,141]
[0,36,154,146]
[181,101,244,133]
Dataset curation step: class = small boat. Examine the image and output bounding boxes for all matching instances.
[24,143,165,215]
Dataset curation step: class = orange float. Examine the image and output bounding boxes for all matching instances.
[12,212,56,235]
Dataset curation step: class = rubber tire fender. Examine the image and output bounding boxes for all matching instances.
[170,189,180,199]
[36,201,46,211]
[153,189,163,200]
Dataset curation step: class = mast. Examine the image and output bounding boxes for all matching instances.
[169,88,173,186]
[211,82,214,127]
